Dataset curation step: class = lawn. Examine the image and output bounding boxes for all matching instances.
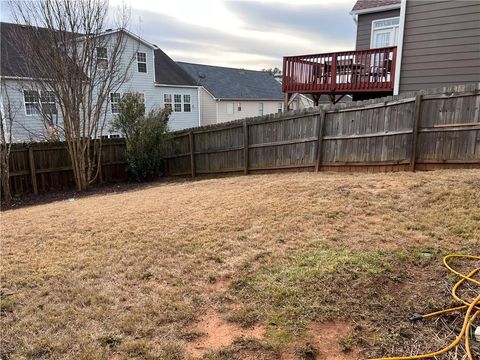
[1,170,479,360]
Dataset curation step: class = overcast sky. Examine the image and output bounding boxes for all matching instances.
[2,0,358,70]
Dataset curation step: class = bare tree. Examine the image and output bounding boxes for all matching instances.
[8,0,135,191]
[0,81,19,205]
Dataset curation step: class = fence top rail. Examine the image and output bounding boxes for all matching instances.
[9,138,126,149]
[169,83,479,140]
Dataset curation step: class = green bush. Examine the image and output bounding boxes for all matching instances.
[111,93,171,181]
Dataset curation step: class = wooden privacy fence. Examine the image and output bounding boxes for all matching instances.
[7,139,127,195]
[164,84,480,176]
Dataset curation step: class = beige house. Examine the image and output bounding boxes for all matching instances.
[178,62,285,125]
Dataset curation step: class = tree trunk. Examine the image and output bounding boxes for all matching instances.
[1,156,11,206]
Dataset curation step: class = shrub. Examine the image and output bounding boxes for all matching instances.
[111,93,171,181]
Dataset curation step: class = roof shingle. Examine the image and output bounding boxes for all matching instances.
[177,62,283,100]
[351,0,401,12]
[154,49,197,86]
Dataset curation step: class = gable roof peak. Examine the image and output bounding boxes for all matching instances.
[351,0,401,14]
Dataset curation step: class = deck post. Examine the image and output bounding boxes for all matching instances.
[410,94,423,172]
[331,53,337,91]
[284,92,291,111]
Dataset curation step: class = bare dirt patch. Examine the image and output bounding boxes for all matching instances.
[186,309,265,358]
[306,321,359,360]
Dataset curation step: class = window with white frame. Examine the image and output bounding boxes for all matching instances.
[277,102,283,113]
[164,94,172,110]
[237,102,242,111]
[137,52,147,73]
[226,102,234,115]
[40,91,57,114]
[258,102,264,116]
[23,90,57,115]
[110,92,121,114]
[97,47,108,69]
[24,90,40,115]
[183,95,191,112]
[371,17,400,48]
[174,94,182,112]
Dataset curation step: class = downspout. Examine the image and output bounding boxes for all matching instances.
[394,0,407,95]
[197,86,201,126]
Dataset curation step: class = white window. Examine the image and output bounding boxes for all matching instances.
[110,92,121,114]
[237,102,242,111]
[24,90,40,115]
[277,102,283,113]
[164,94,172,110]
[226,102,234,115]
[258,102,264,116]
[40,91,57,114]
[371,17,400,48]
[97,47,108,68]
[137,52,147,73]
[174,94,182,112]
[183,94,191,112]
[23,90,57,115]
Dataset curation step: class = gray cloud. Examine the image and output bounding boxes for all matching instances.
[1,0,357,70]
[224,1,355,42]
[130,3,356,69]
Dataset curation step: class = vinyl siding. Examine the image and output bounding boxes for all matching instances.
[355,9,400,49]
[216,100,282,124]
[1,78,52,142]
[157,86,199,131]
[2,32,200,141]
[103,34,199,132]
[199,88,217,126]
[399,0,480,93]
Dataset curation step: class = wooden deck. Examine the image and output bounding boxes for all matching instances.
[282,46,397,99]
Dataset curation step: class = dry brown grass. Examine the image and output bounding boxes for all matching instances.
[1,169,479,359]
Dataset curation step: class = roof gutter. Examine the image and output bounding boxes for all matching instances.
[350,3,400,15]
[215,98,284,101]
[154,83,199,89]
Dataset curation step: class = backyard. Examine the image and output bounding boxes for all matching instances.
[1,169,479,359]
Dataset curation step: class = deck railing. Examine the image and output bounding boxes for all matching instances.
[282,46,397,94]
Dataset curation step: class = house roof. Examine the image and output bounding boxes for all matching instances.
[154,49,197,86]
[351,0,401,13]
[177,62,284,100]
[0,22,57,78]
[1,22,196,87]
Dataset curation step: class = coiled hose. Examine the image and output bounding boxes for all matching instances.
[370,254,480,360]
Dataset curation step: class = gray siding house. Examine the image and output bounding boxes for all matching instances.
[283,0,479,105]
[351,0,480,94]
[178,62,284,125]
[0,22,200,142]
[398,0,480,92]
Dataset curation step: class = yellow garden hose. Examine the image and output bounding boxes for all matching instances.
[369,254,480,360]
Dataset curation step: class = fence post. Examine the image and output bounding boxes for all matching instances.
[189,131,196,178]
[243,120,249,175]
[315,110,326,172]
[410,94,423,172]
[28,146,38,194]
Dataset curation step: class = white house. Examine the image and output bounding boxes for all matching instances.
[0,22,201,142]
[177,62,285,125]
